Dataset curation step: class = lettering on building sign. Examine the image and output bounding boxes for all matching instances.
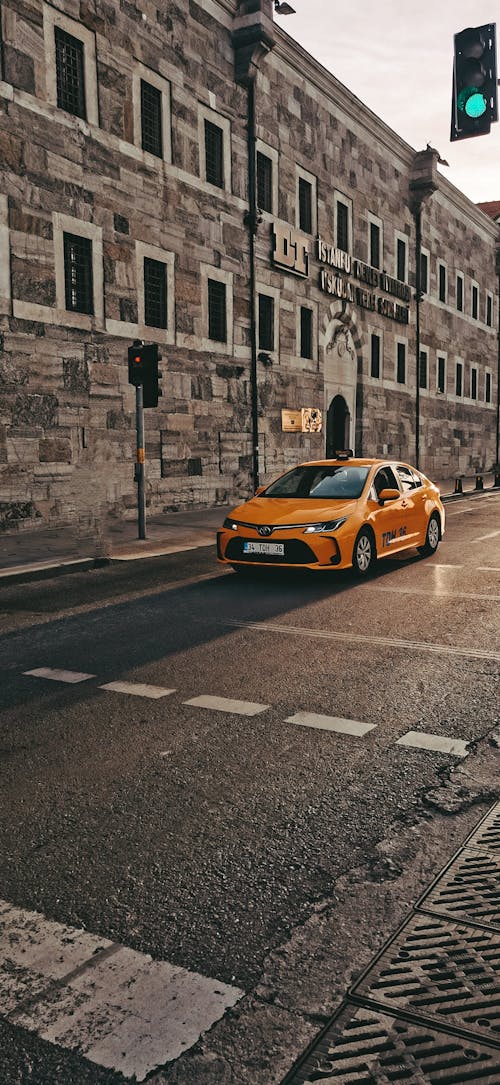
[272,224,310,277]
[316,235,410,324]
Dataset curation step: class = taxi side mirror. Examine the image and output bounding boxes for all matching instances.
[378,488,400,504]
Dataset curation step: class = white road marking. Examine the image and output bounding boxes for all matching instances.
[183,694,269,715]
[23,668,95,684]
[477,567,500,572]
[474,530,500,542]
[424,563,463,569]
[99,681,176,699]
[226,620,500,663]
[286,712,375,736]
[0,900,242,1082]
[447,508,476,516]
[396,731,469,758]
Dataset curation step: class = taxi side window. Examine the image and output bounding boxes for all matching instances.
[373,466,400,497]
[396,465,422,491]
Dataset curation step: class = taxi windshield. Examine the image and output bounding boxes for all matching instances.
[262,464,370,499]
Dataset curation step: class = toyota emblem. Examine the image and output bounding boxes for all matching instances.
[258,525,273,536]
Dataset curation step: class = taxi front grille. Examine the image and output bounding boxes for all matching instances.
[225,538,317,564]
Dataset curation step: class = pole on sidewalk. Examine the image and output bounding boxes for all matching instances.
[135,384,146,540]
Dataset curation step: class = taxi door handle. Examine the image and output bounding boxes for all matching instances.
[401,499,408,508]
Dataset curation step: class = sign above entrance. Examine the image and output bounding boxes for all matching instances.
[317,236,410,324]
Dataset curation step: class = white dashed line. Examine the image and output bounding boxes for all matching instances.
[183,694,269,715]
[23,668,96,683]
[0,899,243,1082]
[396,731,469,758]
[99,681,176,699]
[474,530,500,542]
[286,712,376,736]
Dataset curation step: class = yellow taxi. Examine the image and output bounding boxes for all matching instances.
[217,453,445,575]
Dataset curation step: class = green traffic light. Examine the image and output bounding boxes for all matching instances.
[457,85,487,117]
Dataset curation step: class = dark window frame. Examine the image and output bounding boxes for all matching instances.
[208,278,227,342]
[256,152,273,213]
[370,222,380,269]
[258,293,274,352]
[486,293,493,327]
[298,176,313,234]
[370,332,380,378]
[485,371,492,403]
[63,231,94,315]
[204,119,224,189]
[471,284,479,320]
[437,355,446,394]
[455,361,463,397]
[141,79,163,158]
[396,341,406,384]
[300,306,313,360]
[419,349,428,389]
[471,367,478,400]
[55,26,86,120]
[396,237,407,282]
[336,200,349,253]
[438,263,447,303]
[456,273,464,312]
[144,257,167,329]
[419,251,428,295]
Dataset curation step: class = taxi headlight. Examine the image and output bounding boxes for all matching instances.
[223,517,240,530]
[304,517,348,533]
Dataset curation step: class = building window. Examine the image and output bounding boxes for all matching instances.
[370,222,380,269]
[396,341,406,384]
[298,177,312,233]
[370,333,381,378]
[300,307,313,359]
[437,355,446,394]
[419,251,428,295]
[471,283,479,320]
[438,262,447,303]
[141,80,162,158]
[258,293,274,352]
[257,152,273,213]
[419,349,428,389]
[205,120,224,188]
[396,237,407,282]
[456,273,464,312]
[455,361,463,397]
[208,278,227,342]
[55,26,86,120]
[144,257,167,329]
[471,367,478,400]
[63,232,93,314]
[485,371,492,403]
[486,292,493,327]
[337,200,349,252]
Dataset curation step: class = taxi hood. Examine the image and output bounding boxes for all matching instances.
[228,496,356,526]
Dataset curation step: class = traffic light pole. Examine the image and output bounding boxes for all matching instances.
[135,384,146,540]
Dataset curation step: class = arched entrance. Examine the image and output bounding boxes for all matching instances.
[326,395,350,457]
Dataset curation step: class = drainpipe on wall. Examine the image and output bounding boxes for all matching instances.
[409,149,438,470]
[232,1,275,491]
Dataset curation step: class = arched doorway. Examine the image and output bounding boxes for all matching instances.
[326,395,350,457]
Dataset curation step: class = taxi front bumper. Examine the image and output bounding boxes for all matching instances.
[216,529,344,569]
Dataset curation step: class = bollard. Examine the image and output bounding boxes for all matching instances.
[475,474,483,491]
[454,476,463,494]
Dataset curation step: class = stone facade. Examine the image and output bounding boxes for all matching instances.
[0,0,498,531]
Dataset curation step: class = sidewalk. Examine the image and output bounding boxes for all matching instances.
[0,473,497,584]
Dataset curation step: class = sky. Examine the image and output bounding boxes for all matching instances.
[274,0,500,206]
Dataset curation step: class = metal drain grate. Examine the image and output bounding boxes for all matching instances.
[466,806,500,853]
[352,914,500,1047]
[282,1002,500,1084]
[419,846,500,932]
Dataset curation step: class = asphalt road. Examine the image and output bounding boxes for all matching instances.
[0,490,499,1084]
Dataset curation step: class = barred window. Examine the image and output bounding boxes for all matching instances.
[456,274,463,312]
[396,238,407,282]
[419,350,427,389]
[141,80,162,158]
[337,201,349,252]
[55,27,86,120]
[298,177,312,233]
[205,120,224,188]
[455,362,463,397]
[471,368,478,399]
[437,355,446,394]
[370,333,380,378]
[486,293,493,326]
[486,371,491,402]
[300,307,313,360]
[144,258,167,329]
[257,153,273,213]
[63,232,93,314]
[419,251,428,295]
[396,342,406,384]
[472,284,478,320]
[370,223,380,269]
[258,294,274,352]
[208,279,227,342]
[438,263,446,303]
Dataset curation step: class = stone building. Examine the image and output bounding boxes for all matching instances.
[0,0,498,532]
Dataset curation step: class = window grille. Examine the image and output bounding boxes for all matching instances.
[257,153,273,213]
[471,368,477,399]
[370,223,380,269]
[437,355,446,394]
[299,177,312,233]
[486,294,493,326]
[141,80,162,158]
[486,372,491,402]
[438,263,446,302]
[455,362,463,397]
[456,274,463,311]
[205,120,224,188]
[472,285,478,320]
[419,252,428,294]
[370,333,380,378]
[144,258,167,328]
[208,279,227,342]
[300,307,313,359]
[419,350,427,389]
[396,238,406,282]
[337,201,349,252]
[63,232,93,314]
[396,342,406,384]
[55,27,86,120]
[258,294,274,351]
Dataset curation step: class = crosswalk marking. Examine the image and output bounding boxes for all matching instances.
[396,731,469,758]
[99,681,176,699]
[286,712,376,736]
[183,694,269,715]
[0,900,243,1082]
[23,667,96,684]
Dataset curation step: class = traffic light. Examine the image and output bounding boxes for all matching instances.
[127,340,163,407]
[451,24,498,141]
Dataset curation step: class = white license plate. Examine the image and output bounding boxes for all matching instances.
[243,541,285,556]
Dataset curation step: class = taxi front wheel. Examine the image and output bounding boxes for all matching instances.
[352,528,376,576]
[418,513,440,557]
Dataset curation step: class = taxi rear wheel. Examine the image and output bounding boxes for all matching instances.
[352,528,376,576]
[418,513,440,556]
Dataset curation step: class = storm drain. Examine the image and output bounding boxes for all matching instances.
[282,801,500,1085]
